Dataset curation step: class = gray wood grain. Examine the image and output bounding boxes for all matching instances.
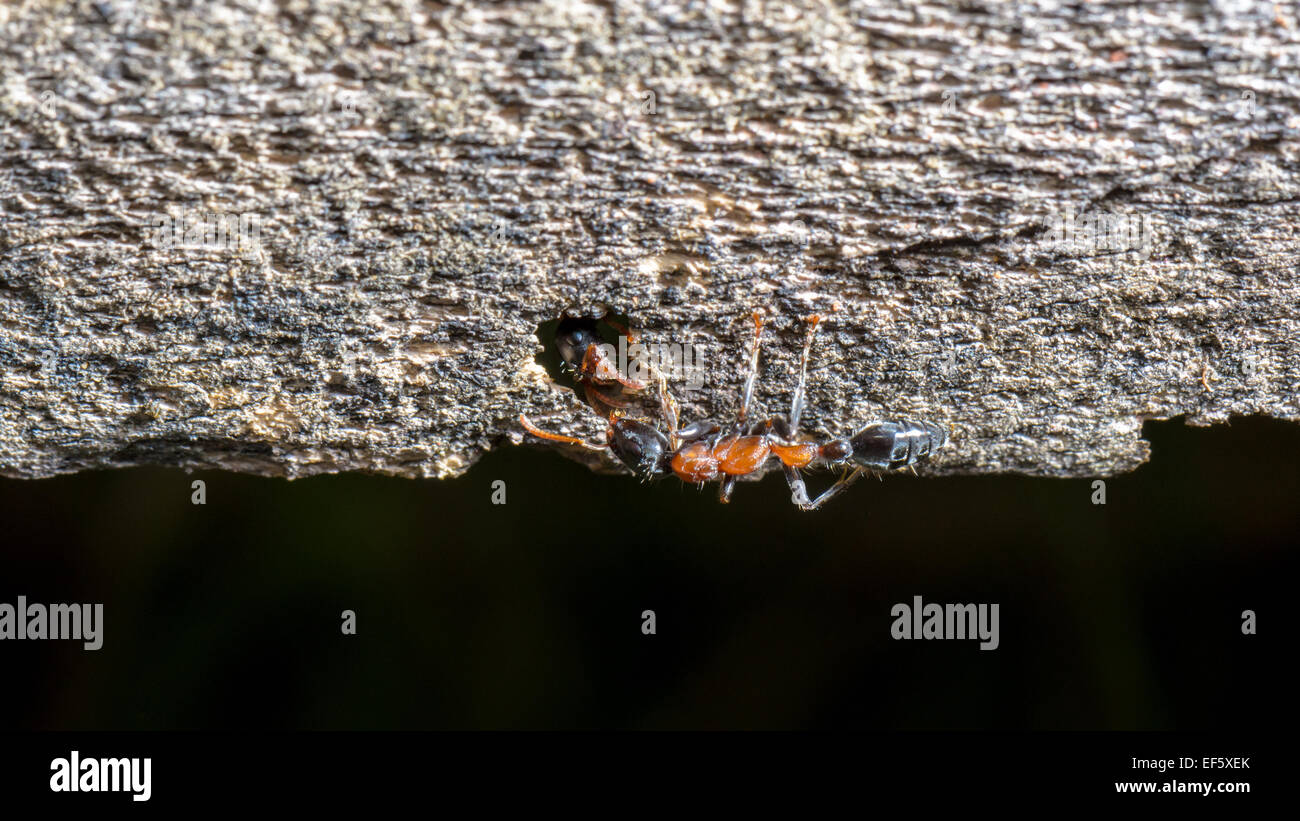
[2,0,1298,480]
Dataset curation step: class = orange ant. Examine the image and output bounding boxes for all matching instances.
[521,310,948,510]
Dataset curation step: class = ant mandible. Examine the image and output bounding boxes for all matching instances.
[520,310,948,511]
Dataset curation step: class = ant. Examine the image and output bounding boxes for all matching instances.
[550,310,651,419]
[521,310,948,511]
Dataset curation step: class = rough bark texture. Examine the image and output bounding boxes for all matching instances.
[1,0,1298,481]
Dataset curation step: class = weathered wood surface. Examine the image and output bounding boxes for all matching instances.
[1,0,1298,480]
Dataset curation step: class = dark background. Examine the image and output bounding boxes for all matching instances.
[0,416,1291,730]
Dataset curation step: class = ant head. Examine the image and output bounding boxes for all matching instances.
[555,316,603,371]
[607,417,670,480]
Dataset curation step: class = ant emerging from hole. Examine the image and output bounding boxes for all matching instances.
[521,310,948,511]
[550,310,650,419]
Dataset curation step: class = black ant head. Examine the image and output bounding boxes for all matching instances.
[555,316,604,372]
[607,417,670,480]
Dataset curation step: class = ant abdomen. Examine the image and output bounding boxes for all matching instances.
[847,421,948,471]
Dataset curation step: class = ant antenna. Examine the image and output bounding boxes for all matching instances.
[519,413,606,452]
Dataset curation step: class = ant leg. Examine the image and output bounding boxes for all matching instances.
[584,383,637,415]
[783,463,812,507]
[657,368,680,448]
[790,314,821,432]
[801,466,866,511]
[719,311,765,504]
[718,477,735,503]
[774,315,822,508]
[738,310,764,424]
[519,413,606,452]
[604,321,677,446]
